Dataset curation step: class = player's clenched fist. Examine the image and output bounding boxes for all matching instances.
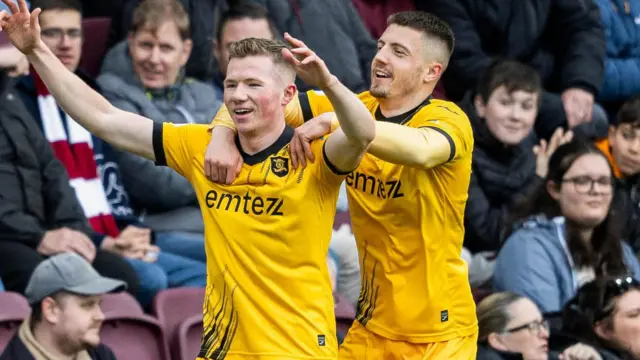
[281,32,336,90]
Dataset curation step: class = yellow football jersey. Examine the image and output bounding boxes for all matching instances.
[300,90,478,343]
[153,122,345,359]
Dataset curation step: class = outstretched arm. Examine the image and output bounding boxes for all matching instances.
[28,42,155,159]
[0,0,155,160]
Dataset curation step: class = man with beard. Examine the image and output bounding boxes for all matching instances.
[0,253,123,360]
[205,11,478,359]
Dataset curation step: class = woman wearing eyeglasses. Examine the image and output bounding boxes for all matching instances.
[477,292,603,359]
[562,276,640,360]
[493,140,640,314]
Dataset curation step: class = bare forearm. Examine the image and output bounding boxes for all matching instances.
[321,76,375,146]
[27,42,113,136]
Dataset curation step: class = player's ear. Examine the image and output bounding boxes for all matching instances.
[281,83,297,107]
[423,62,443,84]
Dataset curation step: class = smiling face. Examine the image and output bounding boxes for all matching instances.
[128,20,192,89]
[223,55,295,136]
[475,86,539,145]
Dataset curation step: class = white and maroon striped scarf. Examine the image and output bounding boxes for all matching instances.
[33,71,120,237]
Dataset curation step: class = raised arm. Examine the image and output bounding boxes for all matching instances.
[282,33,375,172]
[0,0,155,160]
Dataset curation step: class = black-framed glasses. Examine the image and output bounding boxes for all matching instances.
[503,319,549,337]
[561,175,614,194]
[594,276,640,322]
[41,27,83,42]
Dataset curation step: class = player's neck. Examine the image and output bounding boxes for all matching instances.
[237,120,287,155]
[377,87,434,118]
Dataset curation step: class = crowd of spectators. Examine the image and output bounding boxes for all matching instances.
[1,0,640,359]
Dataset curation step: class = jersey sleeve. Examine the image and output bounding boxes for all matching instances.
[308,137,348,188]
[152,122,210,181]
[415,104,474,164]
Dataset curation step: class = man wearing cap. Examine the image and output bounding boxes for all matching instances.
[0,253,122,360]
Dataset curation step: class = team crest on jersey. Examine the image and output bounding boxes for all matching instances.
[270,156,289,177]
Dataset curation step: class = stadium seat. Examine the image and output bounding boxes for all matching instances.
[333,211,351,230]
[79,17,112,78]
[0,292,30,352]
[100,291,144,316]
[334,293,355,345]
[100,311,170,360]
[152,287,204,358]
[176,314,203,360]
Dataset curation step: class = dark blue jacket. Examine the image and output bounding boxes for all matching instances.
[595,0,640,101]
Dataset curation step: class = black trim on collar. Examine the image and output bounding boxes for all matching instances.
[235,125,294,165]
[374,96,432,124]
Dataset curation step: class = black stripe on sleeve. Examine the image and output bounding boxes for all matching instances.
[152,122,167,166]
[322,141,354,175]
[421,125,456,163]
[299,92,314,122]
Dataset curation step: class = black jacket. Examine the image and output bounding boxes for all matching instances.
[420,0,606,101]
[460,93,542,253]
[615,175,640,254]
[0,334,116,360]
[0,71,94,249]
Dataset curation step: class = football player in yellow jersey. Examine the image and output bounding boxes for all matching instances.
[0,1,378,358]
[204,11,479,360]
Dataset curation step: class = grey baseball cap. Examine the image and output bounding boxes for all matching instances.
[25,252,127,304]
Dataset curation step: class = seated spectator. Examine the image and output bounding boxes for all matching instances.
[107,0,226,82]
[14,0,207,307]
[0,253,121,360]
[594,0,640,104]
[461,60,545,255]
[493,140,640,313]
[0,67,140,300]
[562,276,640,359]
[595,96,640,253]
[422,0,609,141]
[212,1,277,101]
[97,0,220,252]
[477,292,602,360]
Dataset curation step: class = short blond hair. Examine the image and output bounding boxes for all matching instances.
[131,0,190,40]
[228,37,295,82]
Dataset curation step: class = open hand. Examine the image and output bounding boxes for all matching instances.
[0,0,42,55]
[533,127,573,178]
[281,32,335,90]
